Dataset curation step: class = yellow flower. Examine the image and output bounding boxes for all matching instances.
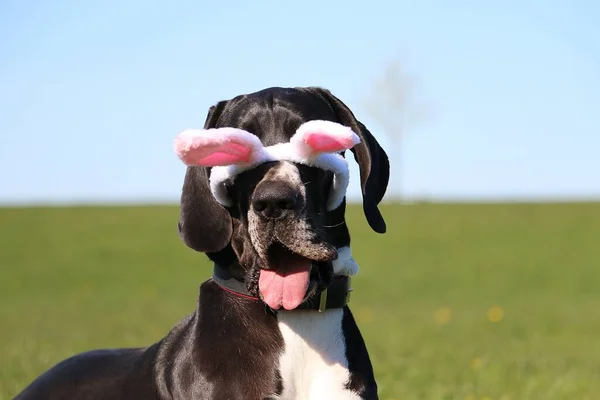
[433,307,452,325]
[487,306,504,322]
[470,357,484,370]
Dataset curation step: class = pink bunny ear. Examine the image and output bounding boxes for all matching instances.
[291,120,361,157]
[174,128,265,167]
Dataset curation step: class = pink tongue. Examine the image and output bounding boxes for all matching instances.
[259,260,311,310]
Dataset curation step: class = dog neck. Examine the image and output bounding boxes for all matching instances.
[204,247,364,398]
[211,246,359,312]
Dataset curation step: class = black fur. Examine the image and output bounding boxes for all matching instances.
[15,283,283,399]
[343,307,379,398]
[15,87,389,400]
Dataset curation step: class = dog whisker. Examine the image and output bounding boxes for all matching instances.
[322,221,346,228]
[302,216,331,233]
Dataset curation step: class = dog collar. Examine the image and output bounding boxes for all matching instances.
[211,263,352,312]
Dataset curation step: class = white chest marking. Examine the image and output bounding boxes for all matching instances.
[275,246,362,399]
[276,309,362,400]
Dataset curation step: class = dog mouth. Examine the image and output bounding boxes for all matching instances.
[258,241,336,311]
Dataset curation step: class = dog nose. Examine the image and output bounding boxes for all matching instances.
[252,182,299,220]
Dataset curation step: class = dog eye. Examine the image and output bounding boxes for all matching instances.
[224,178,235,187]
[223,179,237,198]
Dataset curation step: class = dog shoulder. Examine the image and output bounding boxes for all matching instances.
[14,348,150,400]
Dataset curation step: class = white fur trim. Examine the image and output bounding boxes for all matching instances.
[208,121,357,211]
[332,246,359,276]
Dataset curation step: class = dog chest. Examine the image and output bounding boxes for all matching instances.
[276,309,362,400]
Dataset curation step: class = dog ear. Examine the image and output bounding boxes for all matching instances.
[308,87,390,233]
[178,101,234,253]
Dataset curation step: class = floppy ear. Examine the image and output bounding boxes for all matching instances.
[177,101,234,253]
[308,87,390,233]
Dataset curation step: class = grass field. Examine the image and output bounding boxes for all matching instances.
[1,202,599,399]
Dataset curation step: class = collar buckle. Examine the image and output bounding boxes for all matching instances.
[318,288,328,312]
[346,277,353,304]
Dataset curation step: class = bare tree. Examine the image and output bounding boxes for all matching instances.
[362,59,426,201]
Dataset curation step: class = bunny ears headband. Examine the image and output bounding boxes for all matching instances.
[174,120,361,211]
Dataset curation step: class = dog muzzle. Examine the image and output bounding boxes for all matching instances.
[173,120,360,211]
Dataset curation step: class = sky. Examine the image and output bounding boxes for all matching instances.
[1,0,599,205]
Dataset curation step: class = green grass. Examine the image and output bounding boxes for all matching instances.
[1,202,599,399]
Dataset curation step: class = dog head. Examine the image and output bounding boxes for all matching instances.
[176,87,389,310]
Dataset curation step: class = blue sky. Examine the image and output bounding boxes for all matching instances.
[1,0,598,205]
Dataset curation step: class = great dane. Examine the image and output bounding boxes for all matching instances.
[15,86,390,400]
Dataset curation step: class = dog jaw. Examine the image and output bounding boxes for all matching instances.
[248,205,337,263]
[232,162,335,303]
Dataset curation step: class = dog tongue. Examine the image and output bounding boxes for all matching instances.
[259,258,312,311]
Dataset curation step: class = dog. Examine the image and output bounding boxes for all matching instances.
[15,86,390,400]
